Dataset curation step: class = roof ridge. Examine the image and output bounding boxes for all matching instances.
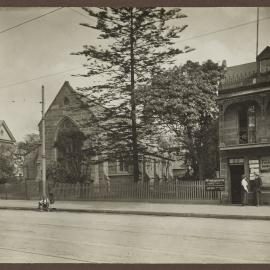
[227,61,256,69]
[0,120,16,142]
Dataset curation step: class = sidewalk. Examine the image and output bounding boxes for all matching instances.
[1,199,270,220]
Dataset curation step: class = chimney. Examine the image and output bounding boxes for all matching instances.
[222,60,227,71]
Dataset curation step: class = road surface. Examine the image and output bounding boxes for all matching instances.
[0,209,269,263]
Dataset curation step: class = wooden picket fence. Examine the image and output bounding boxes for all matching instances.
[0,180,221,203]
[52,181,221,202]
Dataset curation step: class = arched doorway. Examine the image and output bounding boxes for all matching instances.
[54,117,89,183]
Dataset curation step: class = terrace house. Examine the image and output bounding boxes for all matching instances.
[218,46,270,204]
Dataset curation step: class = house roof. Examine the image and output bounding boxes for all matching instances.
[0,120,16,144]
[221,46,270,91]
[224,46,270,80]
[257,46,270,61]
[225,62,257,80]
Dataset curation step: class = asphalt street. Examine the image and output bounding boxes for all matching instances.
[0,209,270,263]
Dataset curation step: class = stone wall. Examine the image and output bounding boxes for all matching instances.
[39,81,104,183]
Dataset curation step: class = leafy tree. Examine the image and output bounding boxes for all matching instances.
[16,133,40,179]
[73,7,192,182]
[17,133,40,155]
[0,144,16,183]
[143,60,224,180]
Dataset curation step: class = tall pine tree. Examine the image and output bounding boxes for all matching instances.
[73,8,191,182]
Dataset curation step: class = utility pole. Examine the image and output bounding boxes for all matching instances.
[41,85,47,200]
[256,7,259,59]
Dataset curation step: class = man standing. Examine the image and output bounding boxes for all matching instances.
[241,174,248,206]
[254,172,262,206]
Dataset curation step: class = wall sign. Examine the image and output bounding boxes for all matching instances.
[205,178,225,191]
[228,158,244,165]
[260,157,270,171]
[249,159,259,180]
[260,157,270,186]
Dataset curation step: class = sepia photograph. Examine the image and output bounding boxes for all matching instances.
[0,2,270,264]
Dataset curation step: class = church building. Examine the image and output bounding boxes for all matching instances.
[38,81,174,185]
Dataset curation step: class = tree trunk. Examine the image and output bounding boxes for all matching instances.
[129,8,140,182]
[198,159,204,181]
[185,130,199,180]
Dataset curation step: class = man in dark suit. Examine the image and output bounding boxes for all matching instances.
[254,172,262,206]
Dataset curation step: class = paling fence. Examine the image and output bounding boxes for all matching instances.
[0,180,221,203]
[0,181,41,200]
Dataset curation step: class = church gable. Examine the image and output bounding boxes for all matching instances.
[44,81,102,126]
[0,120,16,144]
[46,81,83,114]
[41,81,100,165]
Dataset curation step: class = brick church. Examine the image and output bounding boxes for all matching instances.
[36,81,174,185]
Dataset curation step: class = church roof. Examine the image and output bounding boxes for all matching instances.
[0,120,16,144]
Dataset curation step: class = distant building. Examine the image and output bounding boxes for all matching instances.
[0,120,22,179]
[218,46,270,204]
[37,81,175,184]
[171,159,186,179]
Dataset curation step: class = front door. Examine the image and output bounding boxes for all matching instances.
[230,165,245,204]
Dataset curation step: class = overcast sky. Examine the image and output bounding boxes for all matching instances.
[1,7,270,141]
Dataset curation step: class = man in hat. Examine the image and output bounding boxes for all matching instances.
[241,174,248,206]
[254,172,262,206]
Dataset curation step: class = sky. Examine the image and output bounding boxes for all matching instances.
[0,7,270,142]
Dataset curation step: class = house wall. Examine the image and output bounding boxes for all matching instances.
[223,104,239,145]
[220,147,270,204]
[219,89,270,204]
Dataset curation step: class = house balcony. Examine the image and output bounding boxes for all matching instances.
[220,71,270,91]
[239,127,256,144]
[219,141,270,151]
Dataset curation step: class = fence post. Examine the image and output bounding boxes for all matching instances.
[38,181,42,199]
[24,178,28,200]
[4,183,7,200]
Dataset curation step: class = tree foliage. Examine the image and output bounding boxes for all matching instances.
[0,144,16,184]
[142,60,225,180]
[17,133,40,155]
[73,7,192,181]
